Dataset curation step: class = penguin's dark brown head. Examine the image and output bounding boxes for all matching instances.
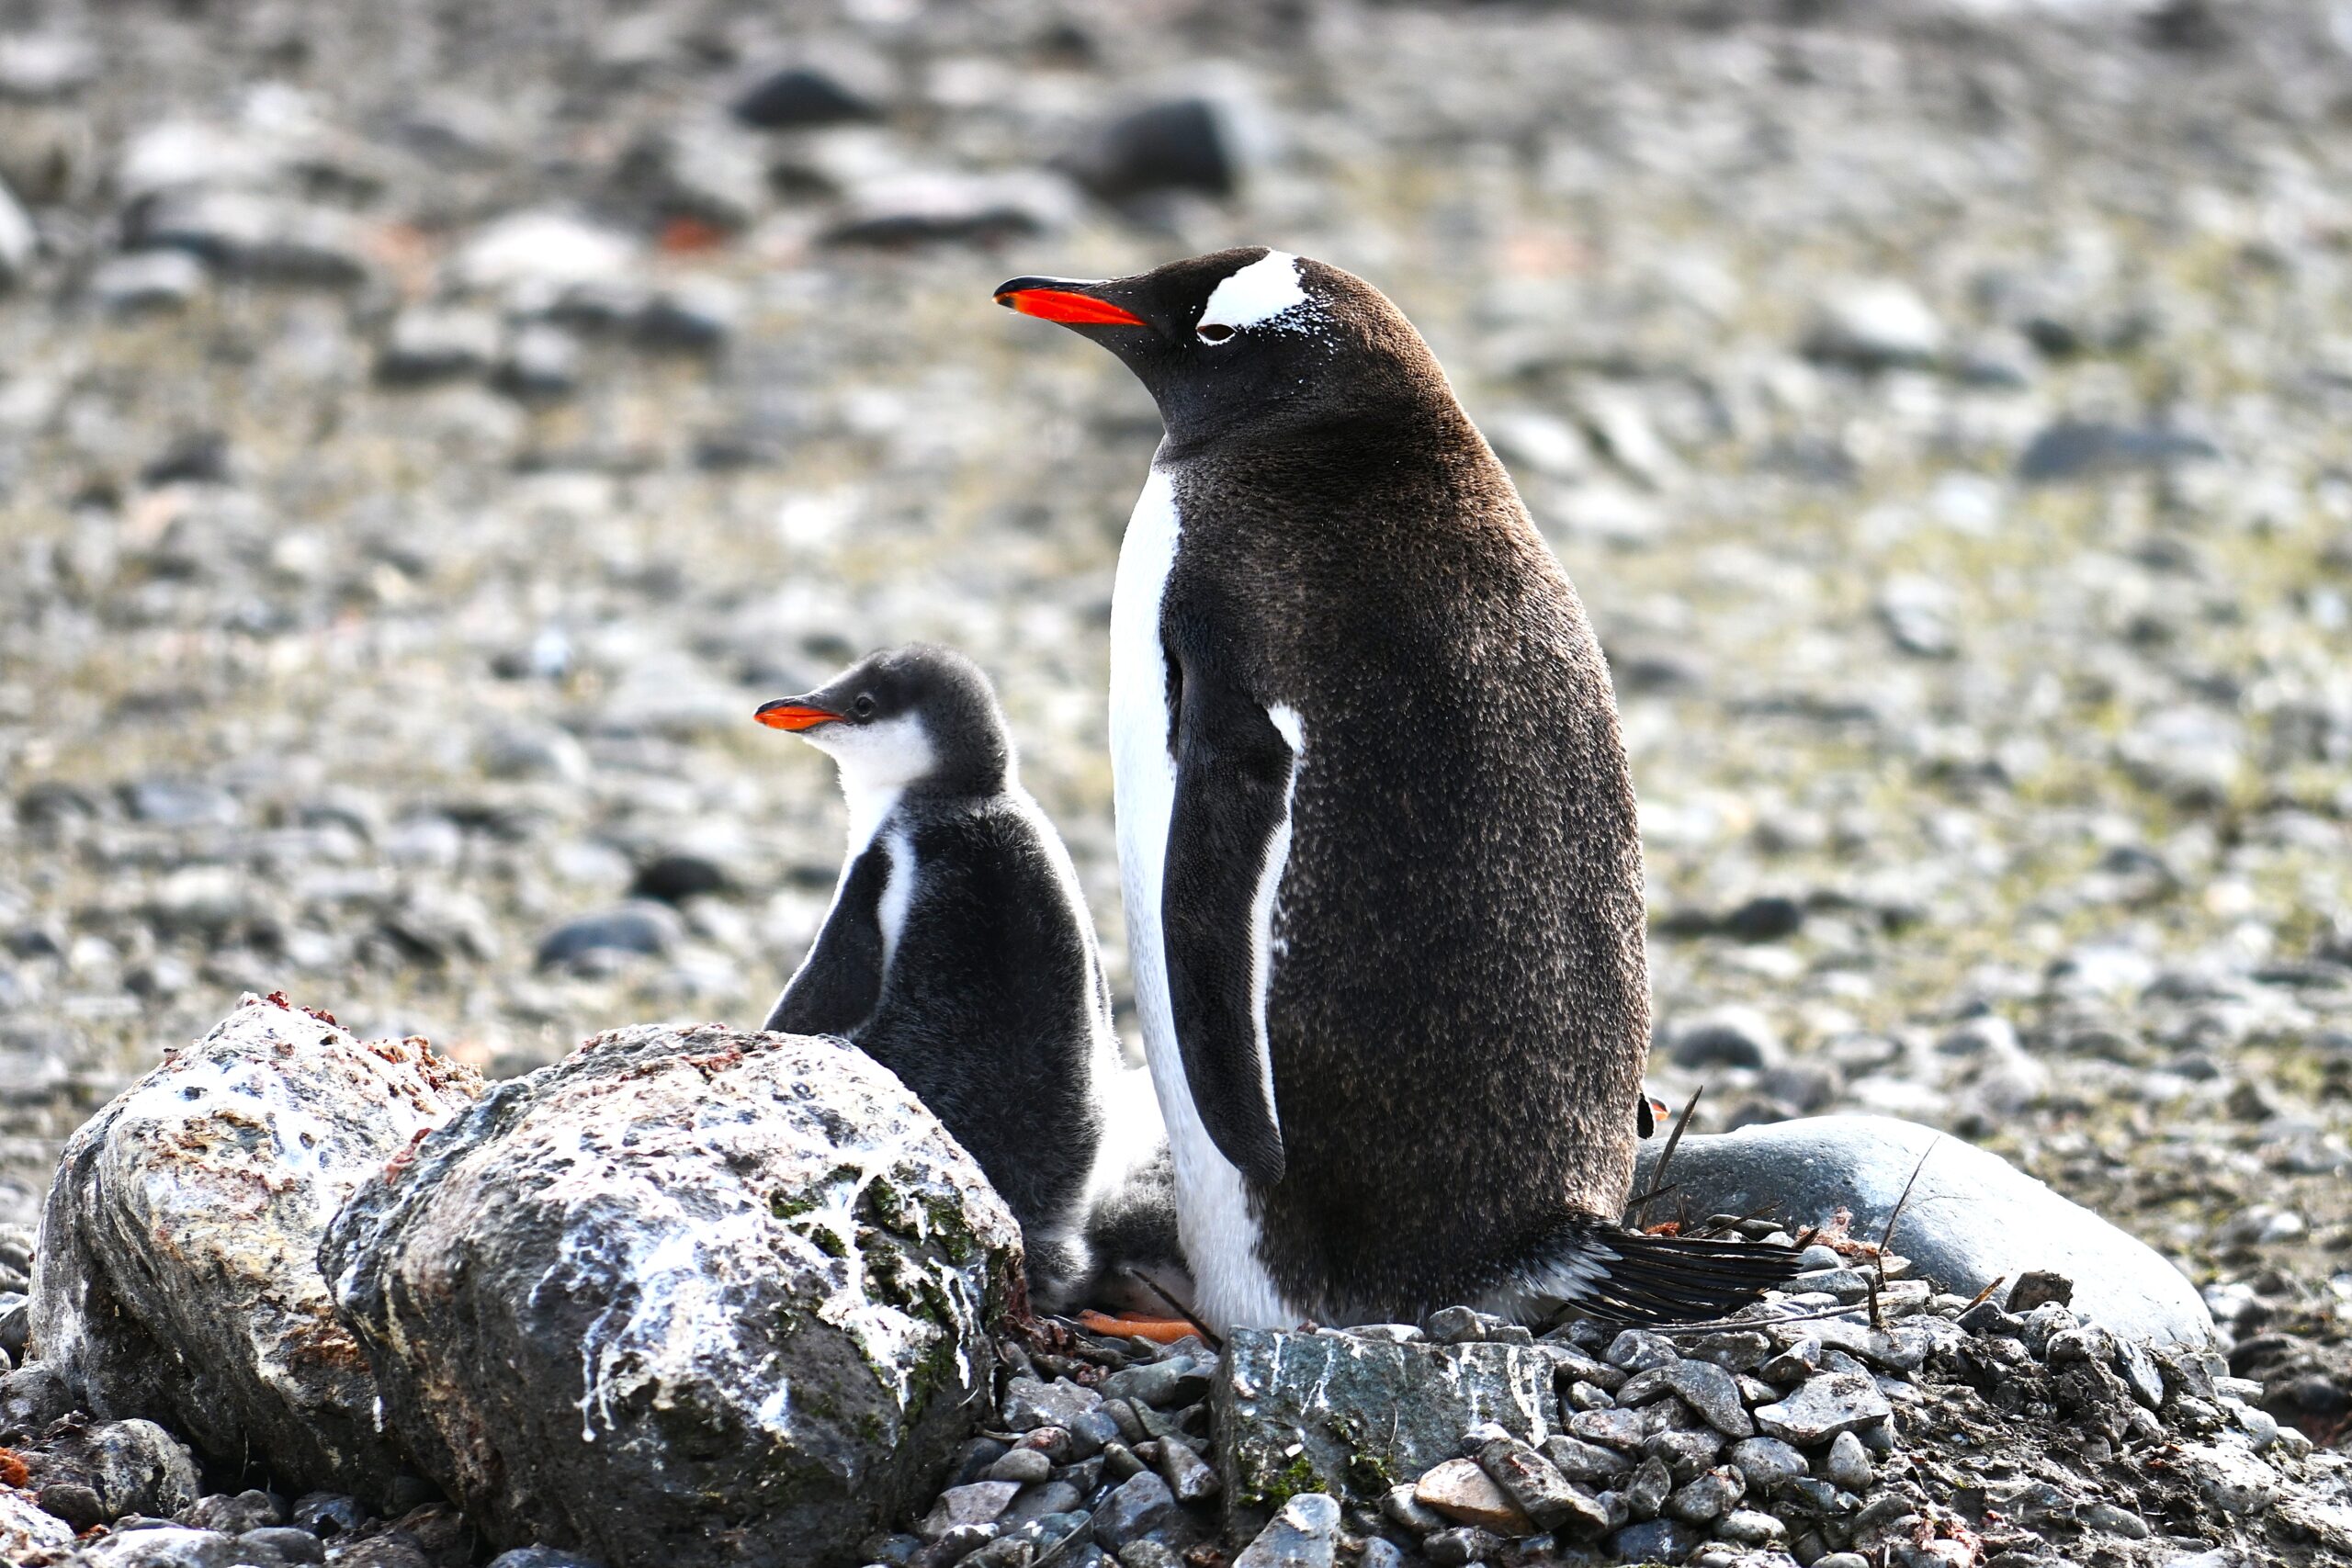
[994,248,1447,453]
[755,643,1012,799]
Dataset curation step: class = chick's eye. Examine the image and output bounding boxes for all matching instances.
[853,694,876,718]
[1196,322,1235,344]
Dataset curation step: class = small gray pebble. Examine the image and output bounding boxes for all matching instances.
[1380,1482,1446,1537]
[1004,1482,1083,1525]
[1728,1436,1807,1490]
[2080,1501,2152,1540]
[240,1527,327,1564]
[988,1450,1054,1485]
[1070,1409,1123,1456]
[1542,1435,1633,1484]
[1644,1427,1722,1483]
[1565,1380,1615,1412]
[1016,1427,1074,1465]
[1605,1329,1679,1372]
[183,1491,283,1534]
[1421,1526,1502,1567]
[1424,1306,1487,1344]
[1712,1509,1784,1546]
[1823,1430,1873,1489]
[1665,1465,1743,1525]
[1624,1455,1672,1519]
[289,1494,368,1538]
[1101,1399,1148,1445]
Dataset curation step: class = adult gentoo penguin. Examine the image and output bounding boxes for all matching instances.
[996,250,1803,1330]
[754,643,1166,1311]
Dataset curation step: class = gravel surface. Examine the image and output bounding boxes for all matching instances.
[840,1257,2352,1568]
[2,0,2350,1462]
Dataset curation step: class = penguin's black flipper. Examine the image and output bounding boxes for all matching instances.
[1516,1218,1809,1325]
[763,846,890,1035]
[1159,607,1295,1186]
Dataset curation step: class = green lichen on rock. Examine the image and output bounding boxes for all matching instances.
[1328,1407,1401,1492]
[1212,1329,1557,1537]
[897,1308,967,1430]
[770,1187,823,1222]
[1245,1449,1325,1513]
[918,1190,982,1266]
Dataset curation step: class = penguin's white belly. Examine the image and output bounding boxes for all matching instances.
[768,785,905,1023]
[1110,466,1292,1331]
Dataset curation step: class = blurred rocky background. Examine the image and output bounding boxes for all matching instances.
[0,0,2348,1405]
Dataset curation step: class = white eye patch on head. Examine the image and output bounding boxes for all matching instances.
[1196,250,1310,342]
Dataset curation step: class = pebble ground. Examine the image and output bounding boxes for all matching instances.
[0,0,2348,1433]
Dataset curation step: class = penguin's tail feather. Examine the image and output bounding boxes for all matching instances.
[1515,1220,1809,1325]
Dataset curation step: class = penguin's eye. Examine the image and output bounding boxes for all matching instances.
[853,694,876,719]
[1196,322,1235,344]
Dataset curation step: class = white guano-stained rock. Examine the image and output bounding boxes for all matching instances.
[29,993,482,1506]
[1214,1328,1556,1539]
[322,1023,1023,1568]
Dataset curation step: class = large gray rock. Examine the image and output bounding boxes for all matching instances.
[30,994,483,1506]
[1214,1329,1555,1539]
[323,1023,1023,1568]
[1633,1116,2212,1344]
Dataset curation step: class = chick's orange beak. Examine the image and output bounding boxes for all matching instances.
[755,700,840,733]
[993,281,1147,327]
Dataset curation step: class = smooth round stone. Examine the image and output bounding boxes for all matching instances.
[239,1527,328,1564]
[1823,1431,1874,1490]
[1631,1116,2214,1344]
[987,1450,1054,1485]
[1713,1509,1784,1545]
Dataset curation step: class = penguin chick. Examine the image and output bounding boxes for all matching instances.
[1072,1093,1193,1319]
[756,643,1156,1311]
[996,251,1804,1328]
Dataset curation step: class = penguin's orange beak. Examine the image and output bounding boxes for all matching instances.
[755,700,840,733]
[993,277,1147,327]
